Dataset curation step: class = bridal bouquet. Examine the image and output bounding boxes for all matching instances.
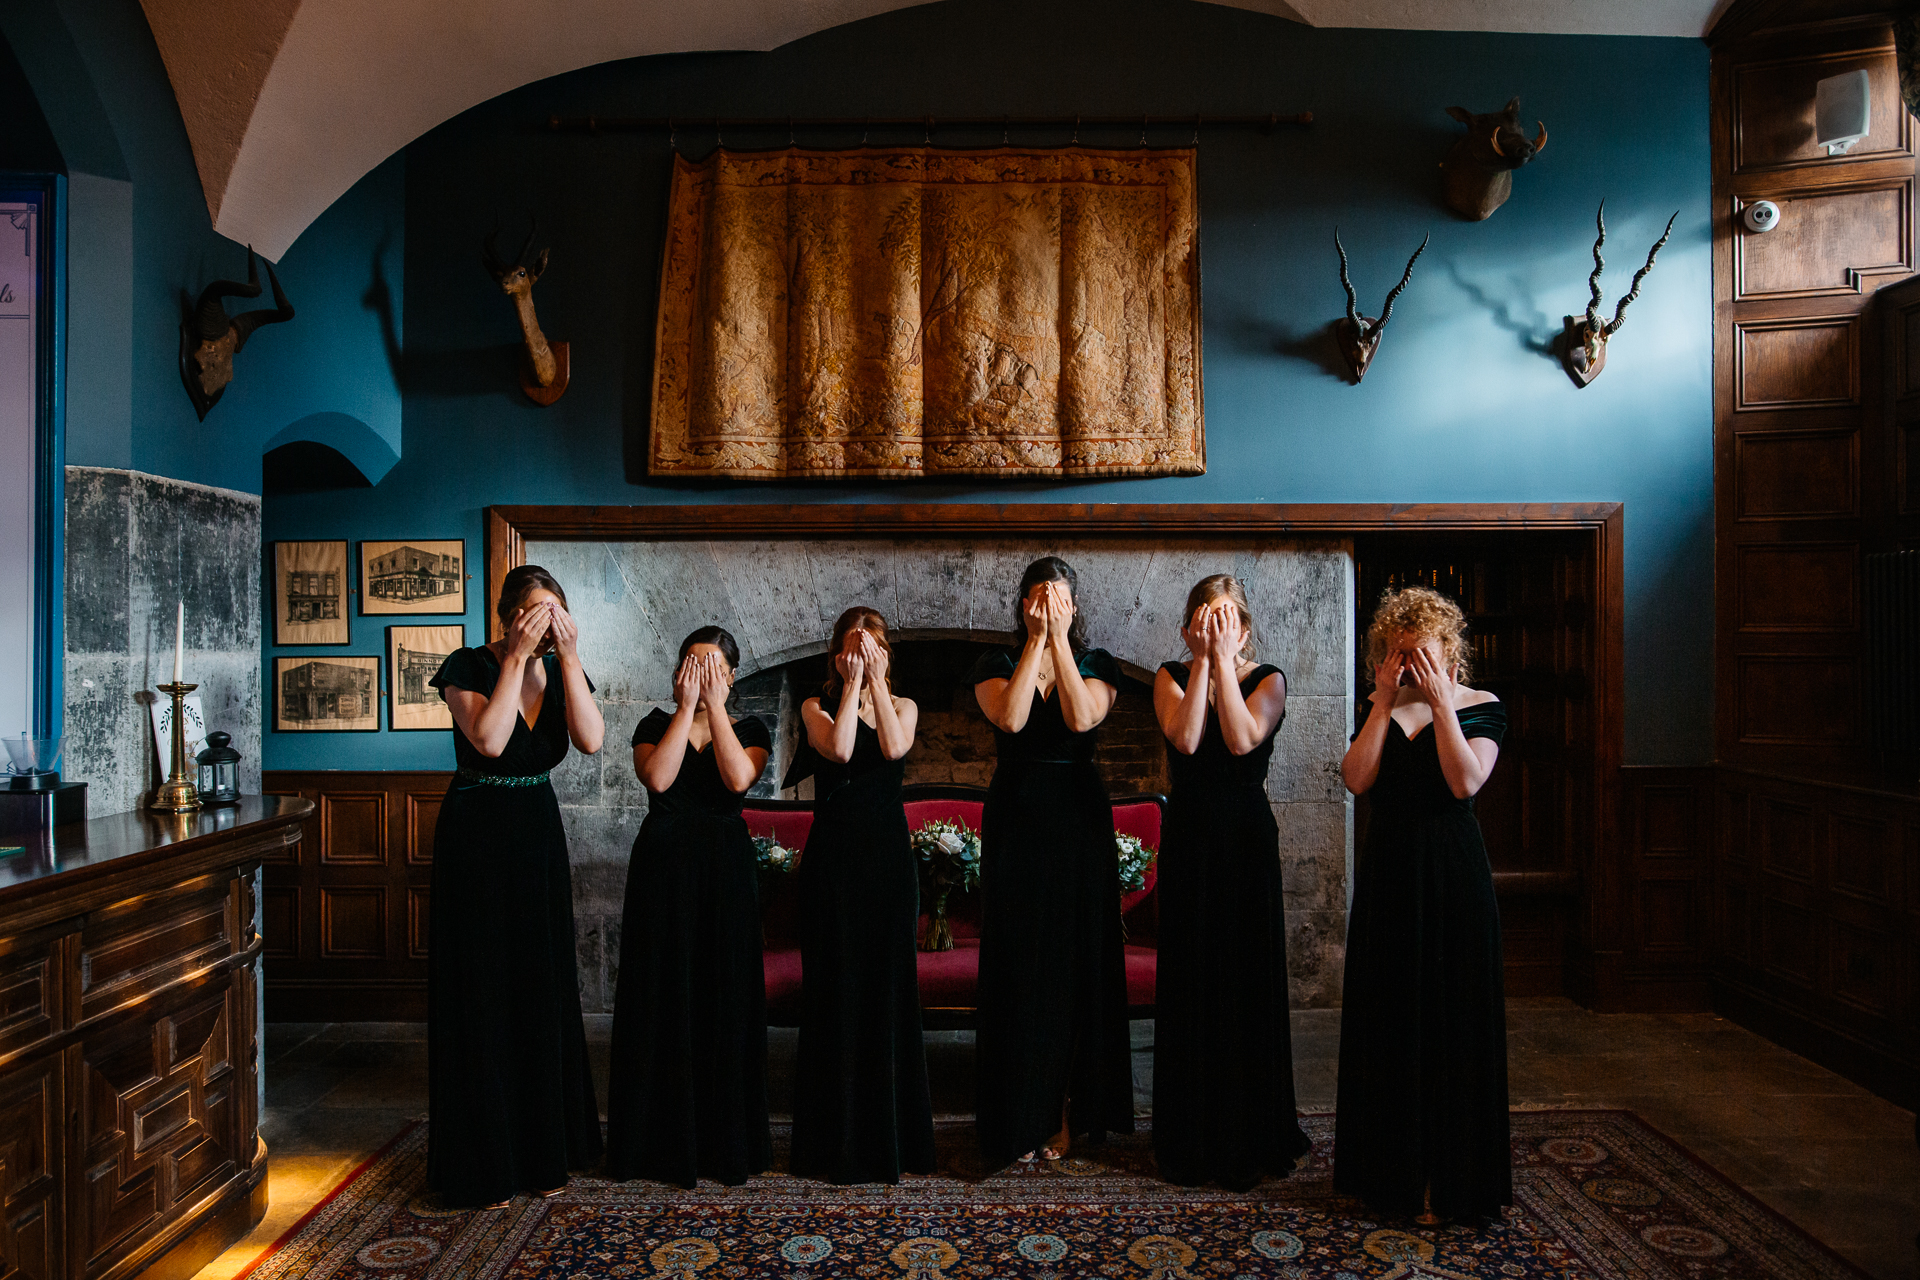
[1115,831,1158,894]
[911,818,982,951]
[752,834,799,894]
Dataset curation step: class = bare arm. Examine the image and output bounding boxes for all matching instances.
[805,649,866,764]
[634,653,706,791]
[1341,652,1404,796]
[703,659,767,794]
[443,605,548,758]
[859,632,917,760]
[1155,666,1211,758]
[976,628,1048,733]
[547,604,604,755]
[1205,606,1283,756]
[1410,648,1499,799]
[1043,585,1113,733]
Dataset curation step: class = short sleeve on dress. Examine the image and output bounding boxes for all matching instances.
[733,715,772,752]
[429,647,496,698]
[1077,647,1122,686]
[1160,660,1192,690]
[631,707,672,747]
[967,647,1017,685]
[1457,700,1508,746]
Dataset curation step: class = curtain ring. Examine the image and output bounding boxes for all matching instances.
[862,116,869,146]
[715,116,723,148]
[924,115,933,145]
[1139,114,1149,147]
[788,116,795,148]
[1071,114,1080,145]
[1192,113,1201,146]
[1002,114,1010,146]
[668,116,676,153]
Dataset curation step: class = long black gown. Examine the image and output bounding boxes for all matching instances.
[1335,698,1511,1221]
[425,647,602,1207]
[1153,662,1313,1190]
[605,709,773,1188]
[970,646,1133,1169]
[789,705,936,1184]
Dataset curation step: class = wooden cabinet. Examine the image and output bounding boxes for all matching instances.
[0,796,308,1280]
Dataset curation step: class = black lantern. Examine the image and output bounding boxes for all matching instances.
[195,731,242,806]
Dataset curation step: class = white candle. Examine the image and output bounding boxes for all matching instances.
[173,601,184,683]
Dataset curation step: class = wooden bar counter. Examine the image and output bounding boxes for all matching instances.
[0,795,311,1280]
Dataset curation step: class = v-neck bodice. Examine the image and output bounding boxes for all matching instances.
[1359,697,1507,820]
[632,708,771,818]
[1160,662,1286,795]
[431,647,584,778]
[968,645,1123,767]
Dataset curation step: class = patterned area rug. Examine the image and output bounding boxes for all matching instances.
[239,1112,1864,1280]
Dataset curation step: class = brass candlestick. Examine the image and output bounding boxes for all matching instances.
[151,682,202,813]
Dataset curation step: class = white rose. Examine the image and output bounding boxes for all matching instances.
[936,831,965,855]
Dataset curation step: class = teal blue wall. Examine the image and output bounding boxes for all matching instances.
[265,0,1713,772]
[0,0,404,493]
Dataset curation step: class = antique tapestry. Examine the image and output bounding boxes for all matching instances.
[649,146,1204,479]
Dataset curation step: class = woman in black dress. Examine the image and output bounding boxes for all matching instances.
[606,627,772,1187]
[789,607,936,1184]
[971,556,1131,1169]
[428,565,605,1208]
[1336,586,1509,1224]
[1151,575,1312,1189]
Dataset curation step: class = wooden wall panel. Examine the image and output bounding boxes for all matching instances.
[1734,542,1859,629]
[1734,655,1856,742]
[1733,428,1859,519]
[1613,767,1716,1009]
[1736,317,1859,407]
[1733,47,1912,171]
[1735,187,1908,298]
[261,772,449,1021]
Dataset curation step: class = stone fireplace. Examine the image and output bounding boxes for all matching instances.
[529,533,1355,1011]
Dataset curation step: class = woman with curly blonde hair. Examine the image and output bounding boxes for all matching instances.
[1335,585,1509,1225]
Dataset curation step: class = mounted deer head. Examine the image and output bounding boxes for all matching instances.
[482,219,568,404]
[1559,201,1678,388]
[1335,229,1429,383]
[178,248,295,421]
[1440,97,1548,221]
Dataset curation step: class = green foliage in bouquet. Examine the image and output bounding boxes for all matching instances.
[911,818,982,952]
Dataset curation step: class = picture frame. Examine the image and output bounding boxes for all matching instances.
[274,655,380,732]
[387,624,464,731]
[272,540,350,644]
[358,539,466,616]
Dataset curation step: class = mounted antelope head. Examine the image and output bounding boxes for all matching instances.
[1334,229,1429,383]
[179,248,295,421]
[482,219,569,405]
[1560,201,1678,388]
[1440,97,1547,221]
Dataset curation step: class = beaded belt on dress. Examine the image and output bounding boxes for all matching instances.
[455,767,551,787]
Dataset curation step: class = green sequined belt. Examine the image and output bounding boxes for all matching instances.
[455,767,551,788]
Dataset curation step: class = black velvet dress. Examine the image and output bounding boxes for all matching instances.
[969,646,1133,1169]
[605,709,773,1188]
[789,705,936,1184]
[1335,699,1511,1221]
[1153,662,1312,1190]
[425,647,602,1207]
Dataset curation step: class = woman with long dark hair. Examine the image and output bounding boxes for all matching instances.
[970,556,1131,1169]
[427,564,604,1207]
[788,607,936,1184]
[1151,574,1311,1189]
[606,626,772,1187]
[1336,586,1509,1224]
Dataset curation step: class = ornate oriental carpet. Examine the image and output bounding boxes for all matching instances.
[238,1112,1865,1280]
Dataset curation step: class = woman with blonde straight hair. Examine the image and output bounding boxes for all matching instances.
[1150,574,1311,1189]
[1336,586,1508,1225]
[788,606,936,1185]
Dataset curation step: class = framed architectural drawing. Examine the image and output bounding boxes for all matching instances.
[272,540,349,644]
[274,655,379,732]
[359,539,465,616]
[387,624,463,731]
[650,146,1205,480]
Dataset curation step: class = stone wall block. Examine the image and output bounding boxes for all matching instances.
[1106,543,1223,670]
[1274,800,1349,914]
[599,541,741,698]
[1266,694,1350,804]
[548,744,600,807]
[1284,908,1347,1008]
[1235,542,1352,697]
[62,468,132,654]
[804,543,898,627]
[717,541,828,672]
[893,541,978,633]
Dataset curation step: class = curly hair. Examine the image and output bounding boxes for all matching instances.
[1364,586,1472,680]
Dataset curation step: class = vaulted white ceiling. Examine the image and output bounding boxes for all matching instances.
[138,0,1730,261]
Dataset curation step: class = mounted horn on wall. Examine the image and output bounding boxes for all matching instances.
[179,248,295,421]
[482,218,569,405]
[1440,97,1547,221]
[1560,201,1678,388]
[1334,229,1429,383]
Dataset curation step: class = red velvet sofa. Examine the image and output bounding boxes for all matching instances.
[746,784,1165,1028]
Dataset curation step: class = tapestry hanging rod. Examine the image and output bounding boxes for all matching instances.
[544,112,1314,138]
